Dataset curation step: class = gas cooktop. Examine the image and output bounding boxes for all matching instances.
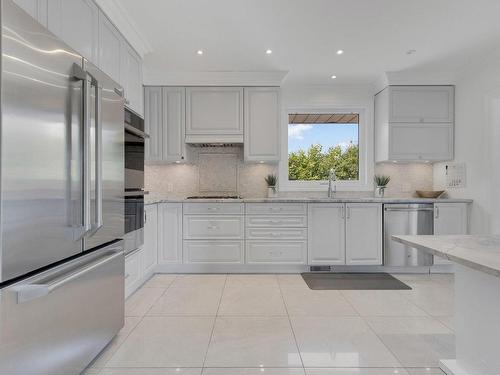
[186,195,241,199]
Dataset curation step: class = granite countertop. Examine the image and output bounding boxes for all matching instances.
[392,235,500,278]
[145,197,473,204]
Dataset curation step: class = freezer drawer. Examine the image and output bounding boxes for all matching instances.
[0,241,125,375]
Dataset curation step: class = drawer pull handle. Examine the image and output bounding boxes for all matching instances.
[207,225,219,230]
[207,207,220,211]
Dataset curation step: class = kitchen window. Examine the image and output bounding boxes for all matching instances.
[279,108,372,191]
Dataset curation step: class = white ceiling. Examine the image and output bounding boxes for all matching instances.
[119,0,500,86]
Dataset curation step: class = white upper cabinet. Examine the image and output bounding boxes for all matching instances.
[433,203,468,265]
[389,86,454,123]
[144,87,186,163]
[244,87,280,162]
[308,204,345,265]
[47,0,99,62]
[162,87,186,162]
[121,41,143,116]
[186,87,244,143]
[375,85,454,162]
[144,87,163,162]
[14,0,48,26]
[345,203,382,265]
[98,11,121,83]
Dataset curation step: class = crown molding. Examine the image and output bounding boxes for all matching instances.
[143,70,289,86]
[373,71,457,93]
[94,0,153,58]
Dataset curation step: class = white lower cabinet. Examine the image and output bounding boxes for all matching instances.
[345,203,383,265]
[433,203,468,265]
[308,203,382,266]
[246,241,307,264]
[183,215,244,240]
[308,204,346,265]
[142,204,158,276]
[124,249,141,298]
[158,203,182,264]
[183,241,244,264]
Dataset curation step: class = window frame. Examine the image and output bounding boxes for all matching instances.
[279,106,373,191]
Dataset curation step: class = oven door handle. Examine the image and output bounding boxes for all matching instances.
[125,123,150,139]
[124,191,149,197]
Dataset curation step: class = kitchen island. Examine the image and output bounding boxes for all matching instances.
[392,235,500,375]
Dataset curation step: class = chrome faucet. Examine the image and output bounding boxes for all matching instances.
[328,168,337,198]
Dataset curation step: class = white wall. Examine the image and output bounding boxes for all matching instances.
[433,50,500,234]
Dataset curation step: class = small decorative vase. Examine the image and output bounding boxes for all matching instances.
[374,186,386,198]
[267,186,277,198]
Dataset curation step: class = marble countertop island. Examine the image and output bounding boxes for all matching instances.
[392,235,500,278]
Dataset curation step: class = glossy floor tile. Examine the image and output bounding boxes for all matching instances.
[205,316,302,367]
[99,369,202,375]
[218,286,287,316]
[281,287,358,316]
[142,274,178,288]
[125,287,166,317]
[305,369,410,375]
[226,274,280,288]
[147,285,223,316]
[95,273,455,375]
[291,316,401,367]
[341,290,428,316]
[106,316,215,368]
[203,369,305,375]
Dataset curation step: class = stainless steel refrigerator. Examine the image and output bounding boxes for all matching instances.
[0,1,125,373]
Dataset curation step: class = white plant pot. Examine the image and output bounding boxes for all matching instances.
[267,186,277,198]
[374,186,386,198]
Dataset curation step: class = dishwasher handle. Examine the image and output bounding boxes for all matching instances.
[384,207,434,212]
[14,250,122,304]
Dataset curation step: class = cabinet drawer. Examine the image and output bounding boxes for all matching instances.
[246,241,307,264]
[246,227,307,240]
[183,215,244,239]
[183,202,244,215]
[183,241,244,264]
[246,215,307,228]
[125,249,141,297]
[246,203,307,215]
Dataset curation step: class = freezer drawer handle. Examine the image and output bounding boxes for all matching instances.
[14,250,122,304]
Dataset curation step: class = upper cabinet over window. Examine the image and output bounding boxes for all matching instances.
[47,0,99,63]
[375,85,454,162]
[244,87,280,162]
[185,87,244,143]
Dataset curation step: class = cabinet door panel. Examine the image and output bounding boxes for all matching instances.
[246,241,307,264]
[121,43,143,116]
[158,203,182,264]
[183,241,244,264]
[142,204,158,275]
[308,204,345,265]
[244,87,280,161]
[144,87,163,161]
[183,216,244,240]
[389,86,454,123]
[47,0,98,62]
[162,87,186,161]
[389,123,453,161]
[433,203,468,265]
[345,204,382,265]
[186,87,243,135]
[98,12,121,83]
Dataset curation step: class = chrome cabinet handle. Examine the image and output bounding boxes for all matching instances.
[435,206,440,219]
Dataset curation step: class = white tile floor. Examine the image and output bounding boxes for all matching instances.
[86,273,455,375]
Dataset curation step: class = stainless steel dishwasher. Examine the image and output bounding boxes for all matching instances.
[383,204,434,266]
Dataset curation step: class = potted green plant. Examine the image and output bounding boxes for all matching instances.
[374,175,390,198]
[265,174,278,198]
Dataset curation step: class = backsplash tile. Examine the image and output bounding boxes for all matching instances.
[145,146,432,199]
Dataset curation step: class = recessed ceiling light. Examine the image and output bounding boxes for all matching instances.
[266,49,273,54]
[336,49,344,55]
[331,75,337,79]
[196,50,203,55]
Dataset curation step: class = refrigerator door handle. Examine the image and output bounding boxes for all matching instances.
[82,73,93,236]
[14,249,122,304]
[93,84,103,232]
